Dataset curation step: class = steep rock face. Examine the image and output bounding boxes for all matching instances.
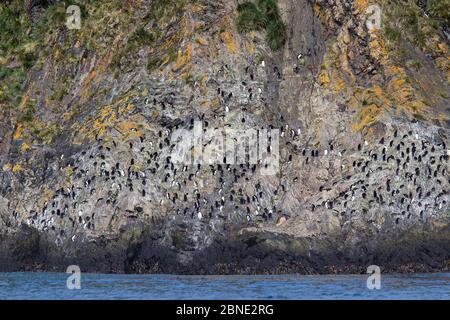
[0,0,449,273]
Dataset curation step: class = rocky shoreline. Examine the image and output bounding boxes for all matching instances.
[1,220,449,275]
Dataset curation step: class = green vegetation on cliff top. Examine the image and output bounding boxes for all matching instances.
[383,0,449,53]
[235,0,287,51]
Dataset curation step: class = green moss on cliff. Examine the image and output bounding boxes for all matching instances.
[235,0,286,50]
[236,2,265,32]
[0,2,33,107]
[427,0,450,25]
[382,0,446,53]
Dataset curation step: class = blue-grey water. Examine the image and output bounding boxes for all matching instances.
[0,272,449,299]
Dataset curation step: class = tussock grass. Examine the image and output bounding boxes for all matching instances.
[236,2,264,32]
[266,19,287,52]
[236,0,286,50]
[383,0,445,53]
[427,0,450,25]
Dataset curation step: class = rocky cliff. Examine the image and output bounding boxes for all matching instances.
[0,0,449,274]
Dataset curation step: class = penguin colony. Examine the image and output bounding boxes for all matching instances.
[9,60,450,244]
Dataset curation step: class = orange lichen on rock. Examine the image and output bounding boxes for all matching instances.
[368,31,388,65]
[116,120,138,134]
[172,43,192,72]
[353,0,368,14]
[20,142,31,152]
[317,49,336,88]
[12,163,23,173]
[80,69,97,98]
[18,91,31,111]
[37,186,53,208]
[118,103,135,115]
[81,34,122,99]
[331,73,348,93]
[74,103,120,142]
[2,163,12,172]
[196,37,208,46]
[436,42,448,55]
[435,56,450,83]
[349,85,391,132]
[210,97,221,111]
[385,64,432,117]
[313,3,321,15]
[14,124,24,140]
[318,70,330,85]
[244,38,256,54]
[63,167,74,186]
[220,31,238,54]
[92,108,117,139]
[319,26,442,133]
[351,104,381,131]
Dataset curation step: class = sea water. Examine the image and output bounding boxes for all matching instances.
[0,272,448,300]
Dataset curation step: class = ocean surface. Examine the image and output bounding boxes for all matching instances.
[0,272,449,300]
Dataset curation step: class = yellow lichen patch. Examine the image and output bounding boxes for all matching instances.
[368,31,388,64]
[210,97,221,111]
[199,74,209,87]
[80,33,122,99]
[63,166,73,186]
[180,16,190,38]
[181,71,193,83]
[220,31,238,54]
[18,94,29,111]
[2,163,12,172]
[313,3,321,15]
[14,124,24,140]
[354,0,368,14]
[435,57,450,83]
[98,105,114,120]
[116,120,138,134]
[437,42,448,54]
[318,51,334,87]
[318,70,330,85]
[37,186,53,209]
[317,40,354,92]
[118,103,135,115]
[172,43,192,72]
[351,104,382,131]
[92,109,116,139]
[80,69,97,98]
[63,111,73,122]
[75,103,119,141]
[316,14,444,132]
[44,96,50,107]
[200,100,210,110]
[162,32,181,53]
[331,73,348,93]
[349,85,392,131]
[244,39,255,54]
[385,64,433,116]
[387,78,413,104]
[64,166,73,177]
[20,142,31,152]
[384,65,404,77]
[196,37,208,46]
[12,163,23,173]
[130,164,141,172]
[114,113,150,141]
